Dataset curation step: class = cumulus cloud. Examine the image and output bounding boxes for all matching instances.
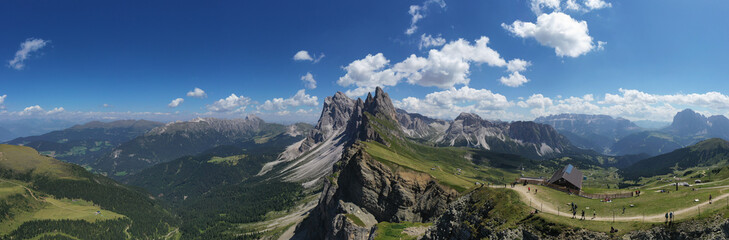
[503,12,595,58]
[597,41,607,51]
[207,94,251,113]
[168,98,184,108]
[0,94,6,108]
[406,0,446,35]
[8,38,50,70]
[258,89,318,111]
[393,86,514,119]
[186,87,207,98]
[338,37,531,95]
[530,0,561,14]
[515,89,729,121]
[16,105,64,116]
[419,34,446,49]
[46,107,64,115]
[530,0,611,14]
[102,103,112,108]
[301,72,317,89]
[293,50,324,63]
[584,0,612,10]
[499,72,529,87]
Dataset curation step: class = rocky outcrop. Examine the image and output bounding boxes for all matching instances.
[294,144,457,239]
[438,112,573,159]
[396,109,449,139]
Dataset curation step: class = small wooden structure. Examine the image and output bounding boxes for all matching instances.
[547,164,583,192]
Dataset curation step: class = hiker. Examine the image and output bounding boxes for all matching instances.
[710,194,713,204]
[572,210,577,219]
[592,210,596,220]
[581,210,585,220]
[622,206,626,214]
[669,212,674,223]
[665,212,669,223]
[535,188,538,194]
[528,187,531,192]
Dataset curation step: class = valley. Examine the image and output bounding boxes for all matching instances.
[4,88,729,239]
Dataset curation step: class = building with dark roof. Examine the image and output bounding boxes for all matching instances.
[547,164,583,191]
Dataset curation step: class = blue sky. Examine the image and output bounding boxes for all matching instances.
[1,0,728,124]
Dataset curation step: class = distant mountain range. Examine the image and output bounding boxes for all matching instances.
[5,120,163,166]
[535,109,729,157]
[621,138,729,179]
[93,116,311,176]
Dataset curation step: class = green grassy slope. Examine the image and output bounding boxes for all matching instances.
[0,144,178,239]
[621,138,729,179]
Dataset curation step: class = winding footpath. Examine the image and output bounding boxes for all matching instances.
[496,184,729,222]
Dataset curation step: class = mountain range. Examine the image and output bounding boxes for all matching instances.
[6,87,729,239]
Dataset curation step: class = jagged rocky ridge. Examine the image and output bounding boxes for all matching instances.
[438,113,574,159]
[292,87,457,239]
[535,113,643,154]
[93,116,299,176]
[267,88,580,187]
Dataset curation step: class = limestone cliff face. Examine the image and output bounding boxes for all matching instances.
[294,144,456,239]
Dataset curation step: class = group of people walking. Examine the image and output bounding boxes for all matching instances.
[665,212,675,224]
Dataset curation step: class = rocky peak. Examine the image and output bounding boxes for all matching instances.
[667,109,709,136]
[363,87,398,121]
[454,112,485,127]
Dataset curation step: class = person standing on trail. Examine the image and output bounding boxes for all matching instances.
[572,209,577,219]
[670,212,674,223]
[528,187,530,192]
[622,206,626,214]
[665,213,668,223]
[581,210,585,220]
[593,210,596,220]
[710,194,713,204]
[535,188,538,194]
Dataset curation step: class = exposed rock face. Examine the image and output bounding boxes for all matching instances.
[93,116,279,175]
[535,113,642,154]
[295,145,456,240]
[396,109,449,139]
[439,112,573,159]
[299,92,356,152]
[267,87,406,184]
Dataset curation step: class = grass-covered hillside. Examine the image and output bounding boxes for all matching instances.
[621,138,729,179]
[125,135,306,239]
[4,120,163,168]
[0,144,178,239]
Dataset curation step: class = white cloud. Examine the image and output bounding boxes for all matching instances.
[293,50,313,61]
[301,72,317,89]
[597,41,607,51]
[584,0,612,10]
[8,38,49,70]
[499,71,529,87]
[600,89,729,109]
[337,53,400,96]
[0,94,6,108]
[517,94,553,108]
[338,37,531,95]
[207,94,251,113]
[168,98,184,108]
[17,105,64,116]
[393,86,514,119]
[507,59,531,72]
[186,87,207,98]
[503,12,595,57]
[530,0,561,14]
[102,103,112,108]
[19,105,44,116]
[258,89,319,111]
[293,50,324,63]
[406,0,446,35]
[46,107,64,115]
[419,34,446,49]
[530,0,611,14]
